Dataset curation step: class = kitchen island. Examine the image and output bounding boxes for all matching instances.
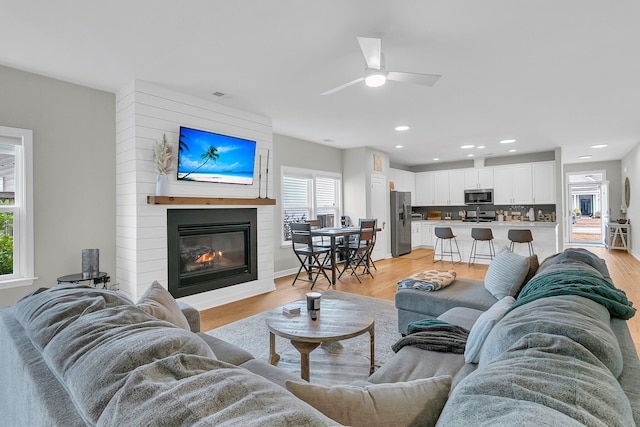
[415,220,559,264]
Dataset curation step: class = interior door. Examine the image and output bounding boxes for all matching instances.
[370,174,387,261]
[600,181,609,246]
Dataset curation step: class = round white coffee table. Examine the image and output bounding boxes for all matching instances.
[265,298,375,382]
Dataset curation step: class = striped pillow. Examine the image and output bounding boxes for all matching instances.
[484,247,529,299]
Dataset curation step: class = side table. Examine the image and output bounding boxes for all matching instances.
[606,223,630,252]
[57,272,110,289]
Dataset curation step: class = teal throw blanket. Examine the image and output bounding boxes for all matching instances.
[511,270,635,320]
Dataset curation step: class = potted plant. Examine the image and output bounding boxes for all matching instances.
[154,134,173,196]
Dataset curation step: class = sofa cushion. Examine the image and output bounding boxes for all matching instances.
[396,278,497,321]
[479,295,624,378]
[483,246,530,299]
[286,376,451,427]
[464,296,515,363]
[437,306,484,331]
[99,356,336,426]
[438,333,634,427]
[137,281,191,330]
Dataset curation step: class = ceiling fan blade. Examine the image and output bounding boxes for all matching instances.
[357,37,382,70]
[387,71,442,87]
[320,77,364,96]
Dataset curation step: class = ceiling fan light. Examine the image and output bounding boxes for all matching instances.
[365,73,386,87]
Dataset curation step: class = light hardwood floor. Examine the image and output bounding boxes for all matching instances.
[201,247,640,354]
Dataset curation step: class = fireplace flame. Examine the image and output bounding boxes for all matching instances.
[195,251,224,265]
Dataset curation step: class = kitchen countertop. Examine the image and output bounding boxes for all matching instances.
[418,220,558,228]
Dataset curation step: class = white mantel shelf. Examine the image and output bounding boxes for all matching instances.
[147,195,277,206]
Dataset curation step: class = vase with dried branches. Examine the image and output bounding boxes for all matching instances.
[154,134,173,196]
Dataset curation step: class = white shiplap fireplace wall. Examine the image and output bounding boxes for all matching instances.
[115,81,275,310]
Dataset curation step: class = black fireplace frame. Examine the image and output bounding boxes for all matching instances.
[167,208,258,298]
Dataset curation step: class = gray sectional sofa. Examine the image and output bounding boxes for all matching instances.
[1,248,638,426]
[389,248,640,425]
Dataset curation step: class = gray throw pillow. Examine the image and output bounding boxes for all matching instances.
[137,281,191,330]
[484,247,530,299]
[286,376,451,427]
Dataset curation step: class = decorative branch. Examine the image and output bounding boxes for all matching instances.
[153,134,173,175]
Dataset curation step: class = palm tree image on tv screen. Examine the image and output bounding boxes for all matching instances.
[177,127,256,185]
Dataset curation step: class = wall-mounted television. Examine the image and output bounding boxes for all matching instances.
[177,126,257,185]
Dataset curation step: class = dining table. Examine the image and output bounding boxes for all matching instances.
[309,226,366,285]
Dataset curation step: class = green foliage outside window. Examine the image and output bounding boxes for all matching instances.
[0,200,13,275]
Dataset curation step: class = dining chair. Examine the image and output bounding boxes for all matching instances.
[338,219,376,282]
[290,222,332,289]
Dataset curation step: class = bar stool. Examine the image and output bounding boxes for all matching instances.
[508,229,534,255]
[433,227,462,264]
[469,228,495,265]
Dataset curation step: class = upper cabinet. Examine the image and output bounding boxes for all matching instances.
[389,168,416,204]
[404,161,555,207]
[434,170,465,205]
[532,161,556,204]
[464,168,493,189]
[415,171,435,206]
[493,164,533,204]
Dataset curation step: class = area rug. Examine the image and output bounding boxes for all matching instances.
[206,290,401,385]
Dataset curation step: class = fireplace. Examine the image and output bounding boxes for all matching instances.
[167,208,258,298]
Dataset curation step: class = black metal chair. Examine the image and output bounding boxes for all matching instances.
[339,219,376,282]
[290,222,332,289]
[508,229,535,255]
[433,227,462,264]
[469,227,495,265]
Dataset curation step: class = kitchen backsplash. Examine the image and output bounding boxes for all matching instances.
[412,204,557,221]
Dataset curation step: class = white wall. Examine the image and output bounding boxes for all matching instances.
[621,142,640,259]
[0,65,116,307]
[115,81,274,310]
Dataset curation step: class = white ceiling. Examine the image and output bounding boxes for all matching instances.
[2,0,640,167]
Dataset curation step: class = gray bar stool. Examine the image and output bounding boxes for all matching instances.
[469,228,495,265]
[433,227,462,264]
[508,229,534,255]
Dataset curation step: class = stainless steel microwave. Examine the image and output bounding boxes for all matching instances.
[464,189,494,205]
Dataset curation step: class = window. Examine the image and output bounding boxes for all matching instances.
[281,166,341,242]
[0,126,34,288]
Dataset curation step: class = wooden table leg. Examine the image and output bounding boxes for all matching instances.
[369,323,375,375]
[291,340,321,382]
[269,332,280,365]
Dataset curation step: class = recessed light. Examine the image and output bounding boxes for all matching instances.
[433,158,439,161]
[477,145,486,149]
[395,125,410,131]
[322,138,333,143]
[467,154,475,157]
[579,155,593,160]
[509,149,517,153]
[460,144,475,149]
[500,139,516,144]
[395,145,403,149]
[591,144,608,149]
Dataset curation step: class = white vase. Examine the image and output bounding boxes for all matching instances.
[156,174,168,196]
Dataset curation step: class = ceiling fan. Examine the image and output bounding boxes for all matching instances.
[321,36,442,96]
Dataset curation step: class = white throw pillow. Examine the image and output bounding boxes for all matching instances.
[484,246,530,299]
[464,296,516,363]
[286,376,452,427]
[136,281,191,331]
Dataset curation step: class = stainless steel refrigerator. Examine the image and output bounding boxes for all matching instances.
[390,191,412,257]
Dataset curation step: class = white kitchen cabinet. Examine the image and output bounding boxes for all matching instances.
[389,168,416,204]
[464,168,494,189]
[411,221,421,249]
[493,164,533,204]
[420,222,433,247]
[414,172,435,206]
[434,170,465,205]
[532,161,556,204]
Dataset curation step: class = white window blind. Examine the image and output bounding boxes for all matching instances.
[282,167,341,242]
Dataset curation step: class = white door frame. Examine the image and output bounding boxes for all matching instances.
[370,174,388,261]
